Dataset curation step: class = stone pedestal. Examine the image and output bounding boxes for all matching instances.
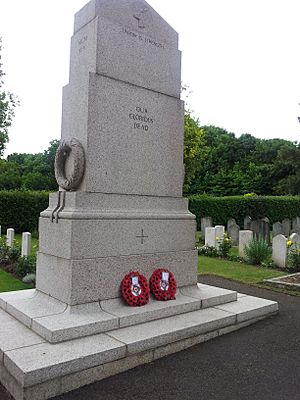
[36,192,197,305]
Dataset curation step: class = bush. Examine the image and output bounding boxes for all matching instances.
[7,245,21,263]
[198,245,219,257]
[188,195,300,230]
[218,234,232,258]
[287,248,300,272]
[0,240,21,274]
[0,237,9,264]
[197,235,232,259]
[243,238,271,265]
[16,255,36,278]
[0,190,49,233]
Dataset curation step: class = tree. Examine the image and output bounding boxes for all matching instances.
[187,123,298,196]
[183,112,205,193]
[6,139,59,191]
[0,159,21,189]
[0,38,18,157]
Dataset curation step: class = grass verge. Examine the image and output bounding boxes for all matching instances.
[198,255,285,284]
[0,268,31,292]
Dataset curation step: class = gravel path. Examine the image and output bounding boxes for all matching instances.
[1,276,299,400]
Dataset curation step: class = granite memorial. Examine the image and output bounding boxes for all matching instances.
[0,2,278,399]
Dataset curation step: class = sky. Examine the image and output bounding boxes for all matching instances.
[0,0,300,156]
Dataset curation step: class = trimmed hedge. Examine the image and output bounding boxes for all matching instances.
[1,191,300,235]
[0,191,49,233]
[188,195,300,230]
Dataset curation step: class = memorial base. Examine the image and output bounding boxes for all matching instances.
[0,284,278,400]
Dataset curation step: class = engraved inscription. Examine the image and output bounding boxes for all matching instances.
[129,106,154,131]
[124,28,165,49]
[78,35,88,53]
[133,7,149,29]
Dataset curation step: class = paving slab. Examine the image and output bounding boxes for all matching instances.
[107,307,236,354]
[3,334,126,387]
[215,294,278,322]
[32,302,119,343]
[0,309,45,360]
[0,290,67,328]
[101,291,201,328]
[180,283,237,308]
[0,289,36,311]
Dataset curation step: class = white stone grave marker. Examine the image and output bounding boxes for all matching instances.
[239,230,253,258]
[215,225,225,249]
[201,217,212,241]
[6,228,14,248]
[205,227,216,247]
[21,232,31,257]
[289,232,300,248]
[272,234,287,269]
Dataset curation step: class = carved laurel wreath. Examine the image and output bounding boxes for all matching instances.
[54,138,85,191]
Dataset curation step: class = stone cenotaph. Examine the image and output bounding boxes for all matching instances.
[0,1,278,399]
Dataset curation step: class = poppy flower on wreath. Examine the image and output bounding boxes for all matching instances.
[121,271,150,306]
[150,268,176,301]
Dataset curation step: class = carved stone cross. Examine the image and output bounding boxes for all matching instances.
[133,7,149,29]
[136,228,148,244]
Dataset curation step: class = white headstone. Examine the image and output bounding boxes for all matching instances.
[205,227,216,248]
[272,234,287,269]
[215,225,225,250]
[21,232,31,257]
[239,230,253,258]
[289,232,300,248]
[201,217,212,241]
[6,228,14,248]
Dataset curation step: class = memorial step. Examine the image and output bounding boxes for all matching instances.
[0,284,237,343]
[0,292,278,400]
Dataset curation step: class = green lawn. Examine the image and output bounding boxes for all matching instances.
[198,255,285,284]
[0,268,31,292]
[0,233,37,293]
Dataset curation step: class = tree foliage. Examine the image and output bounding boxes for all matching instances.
[2,140,59,191]
[0,38,18,157]
[0,105,299,196]
[187,124,299,196]
[183,112,205,193]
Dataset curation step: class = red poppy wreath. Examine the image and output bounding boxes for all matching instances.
[150,268,176,301]
[121,271,150,306]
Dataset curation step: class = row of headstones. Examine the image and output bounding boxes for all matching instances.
[0,227,31,257]
[204,226,253,257]
[205,225,300,269]
[202,218,249,246]
[201,218,240,245]
[201,216,300,245]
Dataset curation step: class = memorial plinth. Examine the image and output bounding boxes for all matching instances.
[0,1,278,399]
